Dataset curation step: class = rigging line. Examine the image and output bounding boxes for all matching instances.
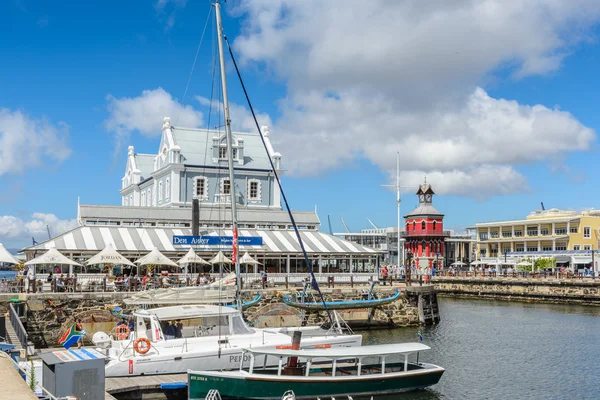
[200,22,219,233]
[223,36,334,327]
[175,4,213,126]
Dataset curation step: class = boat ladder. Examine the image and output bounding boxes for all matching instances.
[205,389,222,400]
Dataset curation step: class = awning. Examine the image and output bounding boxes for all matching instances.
[23,226,379,255]
[134,248,178,267]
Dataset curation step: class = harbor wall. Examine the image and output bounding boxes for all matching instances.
[1,287,430,348]
[433,277,600,305]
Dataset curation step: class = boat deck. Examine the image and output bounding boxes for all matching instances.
[105,373,187,394]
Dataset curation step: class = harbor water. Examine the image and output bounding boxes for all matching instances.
[362,297,600,400]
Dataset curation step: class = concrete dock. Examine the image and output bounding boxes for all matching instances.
[0,353,37,399]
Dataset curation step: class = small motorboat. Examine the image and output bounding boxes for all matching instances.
[188,342,445,399]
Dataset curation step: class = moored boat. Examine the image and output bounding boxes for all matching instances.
[282,289,401,311]
[188,343,445,399]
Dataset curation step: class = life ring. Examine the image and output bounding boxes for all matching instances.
[134,338,151,355]
[116,325,130,340]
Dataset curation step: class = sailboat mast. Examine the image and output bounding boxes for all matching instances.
[215,1,242,312]
[396,152,402,266]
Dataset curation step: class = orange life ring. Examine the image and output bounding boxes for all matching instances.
[116,325,130,340]
[133,338,151,354]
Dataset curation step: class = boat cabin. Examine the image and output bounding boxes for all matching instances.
[132,305,254,341]
[240,343,432,377]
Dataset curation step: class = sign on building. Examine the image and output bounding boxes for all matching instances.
[172,235,263,246]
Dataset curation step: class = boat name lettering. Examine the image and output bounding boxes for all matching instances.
[229,354,251,363]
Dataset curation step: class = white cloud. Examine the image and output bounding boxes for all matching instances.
[0,108,71,176]
[196,96,273,133]
[105,88,204,144]
[230,0,600,197]
[154,0,188,32]
[0,213,78,244]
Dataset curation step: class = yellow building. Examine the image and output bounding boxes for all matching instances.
[469,209,600,259]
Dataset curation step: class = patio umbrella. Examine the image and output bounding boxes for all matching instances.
[177,248,210,277]
[134,248,178,267]
[239,252,261,265]
[209,251,232,265]
[470,260,485,266]
[25,247,82,277]
[0,243,18,265]
[86,244,135,267]
[518,260,534,272]
[451,261,466,267]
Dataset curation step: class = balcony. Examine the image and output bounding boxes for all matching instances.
[402,230,451,237]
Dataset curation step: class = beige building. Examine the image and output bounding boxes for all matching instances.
[469,208,600,259]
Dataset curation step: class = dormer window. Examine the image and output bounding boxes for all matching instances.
[219,146,237,160]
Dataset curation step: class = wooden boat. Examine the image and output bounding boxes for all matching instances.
[188,343,445,399]
[282,288,401,310]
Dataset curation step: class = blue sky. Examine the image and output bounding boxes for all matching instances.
[1,0,600,248]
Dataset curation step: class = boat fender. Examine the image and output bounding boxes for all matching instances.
[116,325,130,340]
[134,338,151,354]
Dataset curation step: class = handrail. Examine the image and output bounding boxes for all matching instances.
[8,302,28,349]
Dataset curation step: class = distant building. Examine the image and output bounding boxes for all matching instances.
[468,208,600,270]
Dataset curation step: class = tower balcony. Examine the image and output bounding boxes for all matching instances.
[401,230,451,237]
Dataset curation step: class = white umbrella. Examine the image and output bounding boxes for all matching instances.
[86,244,135,266]
[25,248,82,267]
[239,252,261,265]
[517,261,532,266]
[209,251,232,265]
[134,248,178,267]
[0,243,18,265]
[470,260,485,265]
[177,248,210,266]
[451,261,466,266]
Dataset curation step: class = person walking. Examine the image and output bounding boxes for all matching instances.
[382,266,388,285]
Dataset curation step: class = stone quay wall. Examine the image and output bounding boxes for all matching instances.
[1,287,425,349]
[433,277,600,305]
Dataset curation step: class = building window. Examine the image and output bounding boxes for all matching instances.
[584,227,591,238]
[248,179,261,201]
[218,146,237,160]
[406,223,410,231]
[573,245,581,251]
[515,245,524,252]
[490,232,499,238]
[526,229,538,236]
[222,179,231,195]
[165,177,170,199]
[147,189,151,207]
[526,246,537,252]
[542,246,552,251]
[584,245,592,251]
[433,221,437,231]
[570,227,578,233]
[540,229,549,235]
[502,232,512,238]
[412,222,416,231]
[480,249,487,256]
[555,243,567,251]
[194,177,208,199]
[141,192,146,207]
[421,221,426,231]
[479,233,488,241]
[514,230,523,237]
[158,181,163,201]
[554,228,567,235]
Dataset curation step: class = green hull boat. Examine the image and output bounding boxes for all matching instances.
[188,343,445,399]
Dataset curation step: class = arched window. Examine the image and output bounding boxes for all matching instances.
[433,221,437,231]
[158,181,163,201]
[412,221,416,231]
[406,222,410,231]
[421,221,426,231]
[165,177,170,200]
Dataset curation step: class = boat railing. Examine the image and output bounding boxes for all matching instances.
[8,302,28,350]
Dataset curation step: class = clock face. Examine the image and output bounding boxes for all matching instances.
[419,194,425,202]
[425,194,432,202]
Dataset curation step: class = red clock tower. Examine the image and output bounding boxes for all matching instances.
[403,182,447,269]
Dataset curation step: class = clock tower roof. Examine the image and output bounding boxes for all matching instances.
[404,181,444,218]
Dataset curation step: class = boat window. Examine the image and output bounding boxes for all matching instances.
[231,314,254,335]
[160,316,231,338]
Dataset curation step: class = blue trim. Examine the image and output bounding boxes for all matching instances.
[79,348,98,359]
[68,350,86,360]
[161,382,187,390]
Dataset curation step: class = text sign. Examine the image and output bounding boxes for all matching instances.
[172,235,263,246]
